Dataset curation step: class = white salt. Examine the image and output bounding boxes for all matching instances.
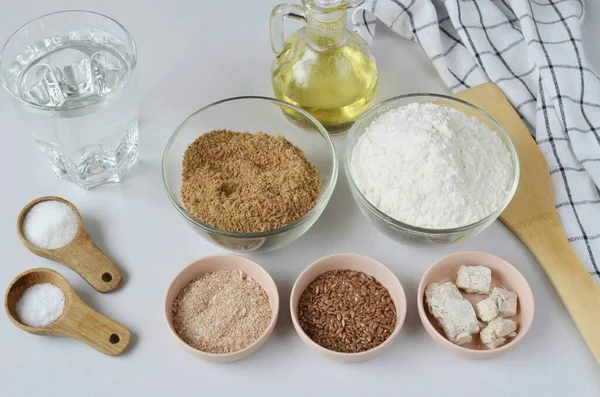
[15,283,65,327]
[23,200,79,249]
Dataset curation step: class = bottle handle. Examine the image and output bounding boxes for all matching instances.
[270,4,306,57]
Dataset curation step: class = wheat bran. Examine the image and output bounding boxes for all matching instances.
[181,129,320,233]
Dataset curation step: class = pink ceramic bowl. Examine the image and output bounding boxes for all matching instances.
[418,251,535,359]
[165,255,279,363]
[290,253,407,362]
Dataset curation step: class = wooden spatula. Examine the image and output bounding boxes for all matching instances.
[455,83,600,364]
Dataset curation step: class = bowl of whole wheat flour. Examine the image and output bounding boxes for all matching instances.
[345,94,519,245]
[165,255,279,362]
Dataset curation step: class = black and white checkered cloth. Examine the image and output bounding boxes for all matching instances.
[352,0,600,282]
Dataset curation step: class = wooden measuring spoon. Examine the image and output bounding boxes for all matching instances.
[17,196,122,293]
[5,268,130,356]
[456,83,600,365]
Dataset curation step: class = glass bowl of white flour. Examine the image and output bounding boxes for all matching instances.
[345,94,519,245]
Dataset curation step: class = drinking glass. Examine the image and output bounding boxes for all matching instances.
[0,11,138,189]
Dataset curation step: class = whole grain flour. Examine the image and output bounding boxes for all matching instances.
[350,103,514,229]
[172,269,271,354]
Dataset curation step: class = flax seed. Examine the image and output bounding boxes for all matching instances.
[297,269,396,353]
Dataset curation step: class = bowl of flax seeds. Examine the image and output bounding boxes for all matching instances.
[290,253,407,362]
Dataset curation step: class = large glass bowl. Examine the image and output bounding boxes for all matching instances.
[162,96,338,253]
[345,94,520,245]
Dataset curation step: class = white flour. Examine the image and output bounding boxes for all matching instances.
[350,103,515,229]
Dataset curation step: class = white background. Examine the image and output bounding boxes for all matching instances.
[1,1,599,396]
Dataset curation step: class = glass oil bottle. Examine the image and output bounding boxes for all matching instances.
[270,0,378,133]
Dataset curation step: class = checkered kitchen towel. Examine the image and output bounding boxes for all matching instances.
[352,0,600,281]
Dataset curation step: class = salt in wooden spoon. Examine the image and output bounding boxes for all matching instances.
[17,196,122,293]
[456,83,600,365]
[5,268,130,356]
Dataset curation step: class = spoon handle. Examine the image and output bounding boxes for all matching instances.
[60,231,123,293]
[55,296,131,356]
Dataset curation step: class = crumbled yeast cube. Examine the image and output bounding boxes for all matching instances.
[490,287,518,317]
[455,265,492,294]
[425,282,480,346]
[480,317,517,349]
[474,297,499,322]
[481,334,506,349]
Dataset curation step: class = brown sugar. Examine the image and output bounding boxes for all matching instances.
[181,129,321,233]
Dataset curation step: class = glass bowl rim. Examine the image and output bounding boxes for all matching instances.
[161,95,339,239]
[344,92,520,235]
[0,9,138,111]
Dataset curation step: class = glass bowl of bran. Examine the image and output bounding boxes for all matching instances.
[162,96,338,253]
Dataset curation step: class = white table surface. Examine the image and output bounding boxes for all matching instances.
[1,1,599,396]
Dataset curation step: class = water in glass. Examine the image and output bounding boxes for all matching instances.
[1,15,138,189]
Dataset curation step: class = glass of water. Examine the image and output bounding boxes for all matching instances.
[0,11,138,189]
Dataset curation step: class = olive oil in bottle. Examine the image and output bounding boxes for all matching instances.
[270,0,378,133]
